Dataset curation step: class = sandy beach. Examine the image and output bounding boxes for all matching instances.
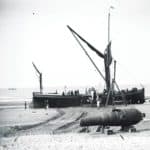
[0,103,150,150]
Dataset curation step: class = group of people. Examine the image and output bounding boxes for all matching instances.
[90,90,103,108]
[62,90,80,96]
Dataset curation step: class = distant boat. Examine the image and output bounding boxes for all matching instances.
[8,88,17,91]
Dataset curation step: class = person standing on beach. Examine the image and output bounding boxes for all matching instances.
[25,101,27,109]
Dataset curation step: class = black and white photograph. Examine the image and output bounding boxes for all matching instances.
[0,0,150,149]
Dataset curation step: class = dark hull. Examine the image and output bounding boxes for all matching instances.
[32,92,87,108]
[99,88,145,105]
[32,87,145,108]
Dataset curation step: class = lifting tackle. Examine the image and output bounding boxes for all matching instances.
[32,62,43,93]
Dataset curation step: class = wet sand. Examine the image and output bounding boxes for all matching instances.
[0,104,150,149]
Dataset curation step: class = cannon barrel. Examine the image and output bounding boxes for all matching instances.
[80,108,145,127]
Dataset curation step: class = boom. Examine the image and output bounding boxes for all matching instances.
[67,25,104,59]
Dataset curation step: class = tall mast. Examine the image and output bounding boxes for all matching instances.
[105,6,114,92]
[108,12,110,44]
[105,9,111,92]
[108,6,114,43]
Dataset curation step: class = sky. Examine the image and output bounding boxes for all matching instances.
[0,0,150,90]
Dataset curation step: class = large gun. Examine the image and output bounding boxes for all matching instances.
[80,108,145,128]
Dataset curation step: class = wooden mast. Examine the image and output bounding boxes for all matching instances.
[105,8,111,92]
[32,62,43,93]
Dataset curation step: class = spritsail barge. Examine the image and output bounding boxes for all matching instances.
[32,62,89,108]
[67,25,145,106]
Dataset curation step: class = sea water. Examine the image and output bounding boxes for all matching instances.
[0,84,149,109]
[0,86,87,109]
[0,88,34,109]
